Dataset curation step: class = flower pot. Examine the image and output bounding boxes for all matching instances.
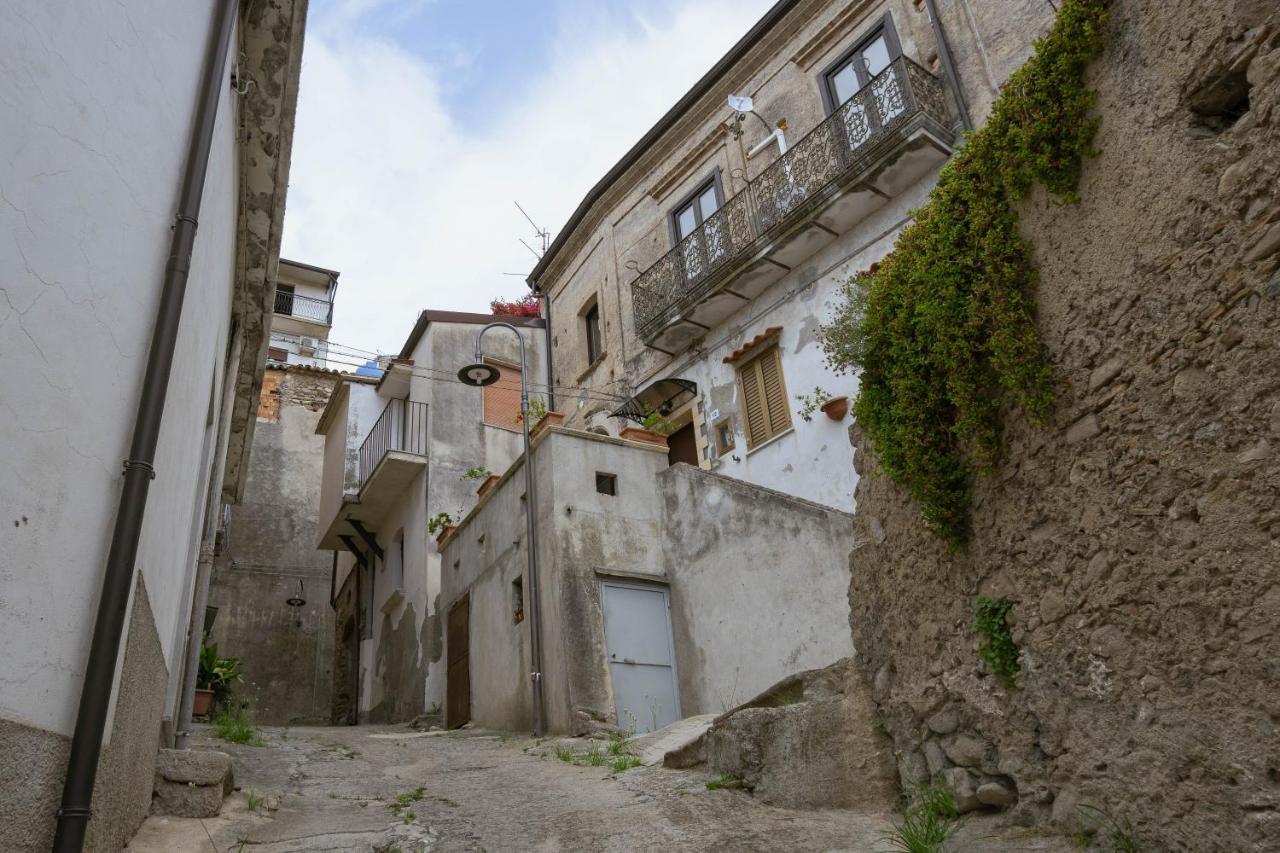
[436,525,457,550]
[821,395,850,421]
[476,474,501,499]
[529,411,565,439]
[620,426,669,447]
[193,688,215,718]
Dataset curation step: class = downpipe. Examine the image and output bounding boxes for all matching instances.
[53,1,238,849]
[923,0,975,133]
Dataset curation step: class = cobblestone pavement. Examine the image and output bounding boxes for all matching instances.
[126,724,1074,852]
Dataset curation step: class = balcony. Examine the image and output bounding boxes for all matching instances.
[318,399,429,549]
[632,57,953,352]
[274,290,333,325]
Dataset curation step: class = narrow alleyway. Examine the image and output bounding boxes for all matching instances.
[127,725,1073,852]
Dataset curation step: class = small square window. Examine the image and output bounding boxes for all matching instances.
[714,418,735,455]
[595,472,617,496]
[512,576,525,624]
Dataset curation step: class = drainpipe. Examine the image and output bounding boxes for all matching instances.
[53,2,238,849]
[923,0,975,132]
[539,291,554,413]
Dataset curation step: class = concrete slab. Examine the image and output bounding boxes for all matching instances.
[627,714,717,766]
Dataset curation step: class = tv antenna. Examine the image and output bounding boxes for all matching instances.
[514,200,551,261]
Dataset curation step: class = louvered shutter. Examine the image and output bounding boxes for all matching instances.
[760,348,791,436]
[740,359,767,448]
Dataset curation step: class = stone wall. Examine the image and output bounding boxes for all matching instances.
[211,366,338,725]
[848,2,1280,851]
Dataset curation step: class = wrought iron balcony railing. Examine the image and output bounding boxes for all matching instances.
[358,399,429,487]
[632,57,950,342]
[274,290,334,324]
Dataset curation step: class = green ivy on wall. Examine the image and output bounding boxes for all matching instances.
[819,0,1110,545]
[974,597,1020,685]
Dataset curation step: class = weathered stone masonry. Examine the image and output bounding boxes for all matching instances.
[848,2,1280,851]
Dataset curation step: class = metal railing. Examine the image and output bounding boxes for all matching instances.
[632,57,950,341]
[274,290,334,324]
[357,399,429,487]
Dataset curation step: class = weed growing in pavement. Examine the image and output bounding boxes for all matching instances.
[879,780,958,853]
[387,787,425,824]
[609,755,642,774]
[705,773,746,791]
[582,743,607,767]
[245,790,265,813]
[212,709,266,747]
[555,746,574,763]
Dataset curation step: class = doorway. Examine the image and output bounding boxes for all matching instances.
[446,595,470,729]
[667,422,698,467]
[600,582,680,734]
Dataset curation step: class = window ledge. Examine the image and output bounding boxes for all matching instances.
[576,352,608,385]
[745,427,795,457]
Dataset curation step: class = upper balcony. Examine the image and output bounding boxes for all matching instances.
[274,290,334,326]
[632,57,953,352]
[318,398,429,549]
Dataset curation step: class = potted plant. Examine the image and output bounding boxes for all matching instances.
[428,511,458,549]
[796,386,849,422]
[519,398,564,438]
[620,407,676,446]
[196,640,242,718]
[461,466,501,498]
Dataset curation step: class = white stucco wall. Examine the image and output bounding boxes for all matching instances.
[0,2,242,736]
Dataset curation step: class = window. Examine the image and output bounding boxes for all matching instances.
[267,346,288,363]
[713,417,736,456]
[669,176,722,243]
[595,472,617,496]
[736,346,792,450]
[274,283,295,316]
[511,576,525,624]
[821,19,902,111]
[584,301,602,365]
[482,360,523,432]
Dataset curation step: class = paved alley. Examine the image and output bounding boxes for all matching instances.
[127,725,1073,853]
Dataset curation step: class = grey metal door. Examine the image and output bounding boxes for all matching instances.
[600,582,680,734]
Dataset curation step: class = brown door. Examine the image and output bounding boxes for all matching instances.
[667,422,698,467]
[446,595,471,728]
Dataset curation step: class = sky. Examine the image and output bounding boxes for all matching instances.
[281,0,776,361]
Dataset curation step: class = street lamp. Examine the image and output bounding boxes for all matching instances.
[457,322,546,737]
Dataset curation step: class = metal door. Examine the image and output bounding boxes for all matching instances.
[446,595,470,728]
[600,582,680,734]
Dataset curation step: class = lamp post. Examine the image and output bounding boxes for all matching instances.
[457,323,546,737]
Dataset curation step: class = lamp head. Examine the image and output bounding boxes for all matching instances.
[458,362,500,387]
[728,94,753,113]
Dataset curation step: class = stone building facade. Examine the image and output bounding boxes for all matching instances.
[209,364,342,726]
[845,1,1280,851]
[530,0,1059,513]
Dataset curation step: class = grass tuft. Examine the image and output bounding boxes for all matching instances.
[212,709,266,747]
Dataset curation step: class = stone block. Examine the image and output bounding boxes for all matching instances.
[941,767,980,814]
[152,749,233,818]
[942,734,987,768]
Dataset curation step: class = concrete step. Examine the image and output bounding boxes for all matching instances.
[625,714,718,766]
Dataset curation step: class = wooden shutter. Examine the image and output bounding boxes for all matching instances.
[482,361,523,431]
[738,346,791,450]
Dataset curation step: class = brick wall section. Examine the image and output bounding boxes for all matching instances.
[847,3,1280,850]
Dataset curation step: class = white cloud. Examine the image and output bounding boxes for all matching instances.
[282,0,775,358]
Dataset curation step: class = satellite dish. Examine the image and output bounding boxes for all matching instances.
[727,94,754,113]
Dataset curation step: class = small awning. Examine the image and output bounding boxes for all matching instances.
[611,378,697,424]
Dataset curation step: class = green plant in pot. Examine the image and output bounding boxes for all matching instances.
[196,640,242,717]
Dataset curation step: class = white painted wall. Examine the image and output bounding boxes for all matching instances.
[641,176,936,513]
[0,2,243,736]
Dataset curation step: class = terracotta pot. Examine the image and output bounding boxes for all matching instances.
[821,395,850,421]
[476,474,501,499]
[436,525,457,550]
[193,688,215,718]
[529,411,565,438]
[620,426,669,447]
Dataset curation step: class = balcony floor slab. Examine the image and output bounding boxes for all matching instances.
[317,450,427,549]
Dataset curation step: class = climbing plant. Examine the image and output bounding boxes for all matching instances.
[819,0,1109,545]
[974,596,1020,685]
